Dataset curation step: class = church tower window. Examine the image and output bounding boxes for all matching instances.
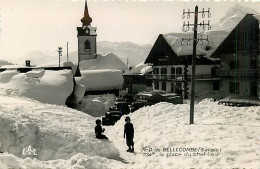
[85,40,91,50]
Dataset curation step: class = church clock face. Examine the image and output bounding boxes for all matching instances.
[85,29,89,34]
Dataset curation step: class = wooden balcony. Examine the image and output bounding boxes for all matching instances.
[145,74,219,82]
[216,69,259,77]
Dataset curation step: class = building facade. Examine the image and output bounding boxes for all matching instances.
[145,34,220,99]
[215,14,259,99]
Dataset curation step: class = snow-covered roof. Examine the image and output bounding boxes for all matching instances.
[76,69,124,91]
[163,12,255,59]
[79,53,128,71]
[124,62,152,75]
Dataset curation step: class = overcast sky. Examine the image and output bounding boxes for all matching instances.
[0,0,259,63]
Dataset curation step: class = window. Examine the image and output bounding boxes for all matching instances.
[229,61,239,70]
[171,83,175,92]
[84,40,91,50]
[154,81,159,90]
[161,67,167,80]
[176,67,182,74]
[250,81,257,96]
[153,67,159,75]
[153,68,159,79]
[213,82,220,90]
[171,67,175,79]
[162,82,166,91]
[229,82,239,94]
[161,67,167,74]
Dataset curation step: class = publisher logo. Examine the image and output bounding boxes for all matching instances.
[22,145,37,156]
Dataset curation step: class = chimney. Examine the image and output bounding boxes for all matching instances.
[25,60,31,67]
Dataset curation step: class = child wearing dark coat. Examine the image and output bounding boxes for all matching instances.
[124,116,134,153]
[95,119,108,139]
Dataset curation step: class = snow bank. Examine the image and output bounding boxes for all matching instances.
[0,70,19,83]
[78,94,116,117]
[108,99,260,168]
[0,96,120,162]
[77,69,124,91]
[0,153,115,169]
[0,69,74,105]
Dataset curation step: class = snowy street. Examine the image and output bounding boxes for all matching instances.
[0,95,259,168]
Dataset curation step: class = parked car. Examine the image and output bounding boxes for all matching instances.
[114,101,131,115]
[102,111,122,126]
[137,90,183,105]
[129,101,147,112]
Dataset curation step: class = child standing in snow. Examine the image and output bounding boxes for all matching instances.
[95,119,108,139]
[124,116,134,153]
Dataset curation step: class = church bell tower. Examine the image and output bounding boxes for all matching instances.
[77,0,97,62]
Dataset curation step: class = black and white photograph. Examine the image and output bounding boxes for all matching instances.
[0,0,259,168]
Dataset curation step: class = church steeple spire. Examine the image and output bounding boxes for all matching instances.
[81,0,92,26]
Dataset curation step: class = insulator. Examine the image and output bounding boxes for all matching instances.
[187,14,190,19]
[186,26,190,31]
[181,39,184,45]
[187,40,190,45]
[182,27,185,32]
[202,13,205,18]
[208,25,211,30]
[208,13,211,18]
[182,15,185,19]
[202,26,205,30]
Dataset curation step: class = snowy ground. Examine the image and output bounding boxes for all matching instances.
[0,96,259,168]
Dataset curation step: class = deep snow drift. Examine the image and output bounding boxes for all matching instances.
[0,96,120,163]
[0,97,259,168]
[0,69,74,105]
[107,99,260,168]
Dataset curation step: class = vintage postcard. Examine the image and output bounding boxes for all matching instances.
[0,0,259,168]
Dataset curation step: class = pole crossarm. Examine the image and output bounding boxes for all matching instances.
[181,35,209,45]
[182,20,211,32]
[182,8,211,19]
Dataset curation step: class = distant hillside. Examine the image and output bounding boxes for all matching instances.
[97,41,152,66]
[24,41,152,67]
[0,59,14,67]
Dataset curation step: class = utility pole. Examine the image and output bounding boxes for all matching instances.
[58,47,62,67]
[67,42,69,62]
[127,58,129,69]
[181,6,211,125]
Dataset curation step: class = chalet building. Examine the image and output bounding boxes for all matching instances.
[214,14,259,99]
[144,33,220,99]
[145,13,260,100]
[123,63,153,94]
